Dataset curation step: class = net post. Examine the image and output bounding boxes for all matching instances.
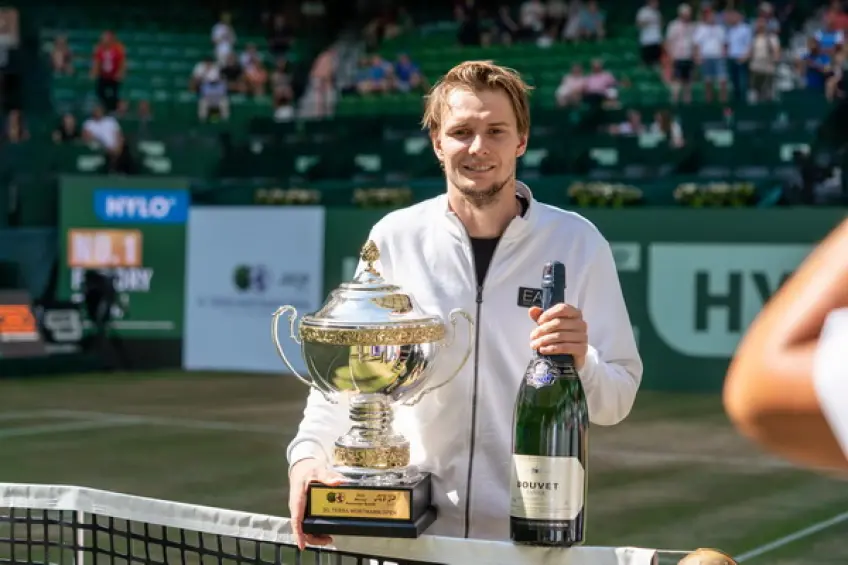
[75,510,86,565]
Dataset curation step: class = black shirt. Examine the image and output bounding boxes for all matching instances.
[469,195,528,287]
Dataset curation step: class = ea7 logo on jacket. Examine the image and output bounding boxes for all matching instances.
[517,287,542,308]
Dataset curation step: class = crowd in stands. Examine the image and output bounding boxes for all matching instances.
[194,11,298,122]
[2,0,845,178]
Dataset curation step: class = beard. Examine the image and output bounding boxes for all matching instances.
[452,174,513,209]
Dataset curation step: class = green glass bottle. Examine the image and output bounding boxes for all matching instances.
[510,261,589,547]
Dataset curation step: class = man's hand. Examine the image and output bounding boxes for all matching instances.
[528,304,588,370]
[288,458,346,550]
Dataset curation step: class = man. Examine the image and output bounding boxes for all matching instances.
[666,4,696,104]
[636,0,663,68]
[692,5,728,104]
[724,9,752,103]
[90,30,125,112]
[724,218,848,474]
[81,104,133,174]
[286,61,643,549]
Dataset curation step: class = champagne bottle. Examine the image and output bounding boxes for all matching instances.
[509,261,589,547]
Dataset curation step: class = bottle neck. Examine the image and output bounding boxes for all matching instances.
[538,278,575,368]
[534,349,577,369]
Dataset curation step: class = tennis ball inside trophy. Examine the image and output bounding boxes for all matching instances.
[271,240,475,538]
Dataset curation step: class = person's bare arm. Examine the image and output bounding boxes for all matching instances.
[723,218,848,473]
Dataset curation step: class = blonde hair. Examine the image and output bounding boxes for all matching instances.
[421,60,533,137]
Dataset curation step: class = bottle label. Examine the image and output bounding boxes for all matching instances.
[509,454,585,521]
[526,360,576,388]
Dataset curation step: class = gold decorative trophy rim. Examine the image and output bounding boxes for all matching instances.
[298,240,446,346]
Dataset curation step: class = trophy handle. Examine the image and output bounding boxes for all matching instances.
[401,308,474,407]
[272,306,335,403]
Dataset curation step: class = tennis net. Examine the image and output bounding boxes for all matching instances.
[0,483,671,565]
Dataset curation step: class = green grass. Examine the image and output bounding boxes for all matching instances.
[1,370,846,564]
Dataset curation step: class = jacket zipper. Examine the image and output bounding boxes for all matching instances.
[463,282,484,538]
[463,235,503,539]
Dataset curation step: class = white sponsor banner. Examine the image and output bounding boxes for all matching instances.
[183,207,325,374]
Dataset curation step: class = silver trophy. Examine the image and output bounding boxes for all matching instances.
[272,240,474,489]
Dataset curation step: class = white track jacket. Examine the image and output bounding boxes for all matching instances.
[287,182,643,541]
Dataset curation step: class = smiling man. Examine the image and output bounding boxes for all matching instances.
[285,60,643,548]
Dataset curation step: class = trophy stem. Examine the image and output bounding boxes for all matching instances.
[333,393,418,485]
[349,394,393,440]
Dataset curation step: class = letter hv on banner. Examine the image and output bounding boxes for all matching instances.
[182,206,326,374]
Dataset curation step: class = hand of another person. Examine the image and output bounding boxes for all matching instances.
[528,303,588,370]
[288,458,346,550]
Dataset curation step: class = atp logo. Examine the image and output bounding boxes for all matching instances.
[233,265,270,293]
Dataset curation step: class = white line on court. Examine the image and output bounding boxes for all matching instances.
[0,410,60,421]
[734,510,848,562]
[42,409,284,434]
[0,420,137,439]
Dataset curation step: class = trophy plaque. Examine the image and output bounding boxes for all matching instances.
[272,240,474,538]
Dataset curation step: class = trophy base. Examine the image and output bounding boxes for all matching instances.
[303,472,436,538]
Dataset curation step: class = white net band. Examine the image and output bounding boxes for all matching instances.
[0,482,660,565]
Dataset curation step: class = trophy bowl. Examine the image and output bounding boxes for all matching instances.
[272,240,474,487]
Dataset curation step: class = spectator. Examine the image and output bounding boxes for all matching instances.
[798,37,829,93]
[267,13,294,57]
[220,53,245,93]
[726,10,753,103]
[52,112,80,143]
[636,0,663,67]
[393,53,424,93]
[814,9,844,58]
[756,2,781,35]
[212,12,236,65]
[81,104,132,174]
[651,109,685,147]
[354,55,392,95]
[830,2,848,31]
[693,5,728,103]
[3,110,29,144]
[749,17,781,102]
[493,5,519,45]
[239,43,262,69]
[582,58,617,107]
[197,69,230,122]
[562,0,584,42]
[242,53,268,96]
[666,4,696,104]
[190,55,218,94]
[90,30,126,112]
[555,63,585,106]
[576,0,605,41]
[51,34,74,75]
[519,0,547,40]
[609,109,646,136]
[270,58,294,103]
[826,49,845,101]
[307,46,337,117]
[363,8,409,50]
[546,0,568,37]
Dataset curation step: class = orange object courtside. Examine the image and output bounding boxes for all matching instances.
[0,304,39,342]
